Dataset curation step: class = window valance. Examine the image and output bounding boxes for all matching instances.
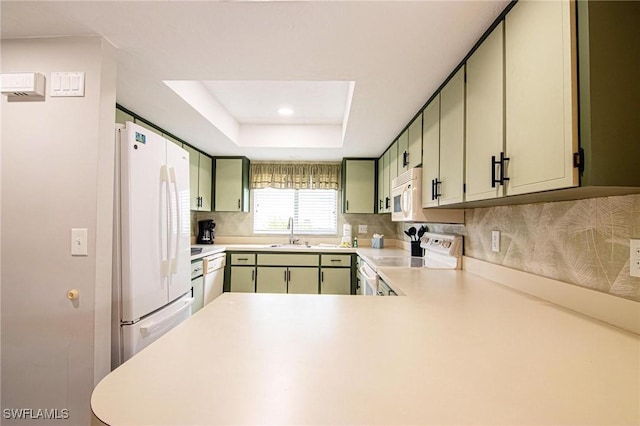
[250,162,341,190]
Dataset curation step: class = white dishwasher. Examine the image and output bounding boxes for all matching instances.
[203,253,226,306]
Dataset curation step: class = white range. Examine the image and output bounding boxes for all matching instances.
[358,232,463,296]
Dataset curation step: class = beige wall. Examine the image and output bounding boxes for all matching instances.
[1,37,116,425]
[399,194,640,302]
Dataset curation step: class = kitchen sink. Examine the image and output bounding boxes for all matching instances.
[265,243,343,249]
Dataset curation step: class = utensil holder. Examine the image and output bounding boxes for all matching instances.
[410,241,423,257]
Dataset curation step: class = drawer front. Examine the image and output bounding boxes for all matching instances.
[230,253,256,265]
[191,260,204,279]
[257,253,319,267]
[320,254,352,267]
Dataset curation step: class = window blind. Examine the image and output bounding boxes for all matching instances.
[253,188,338,235]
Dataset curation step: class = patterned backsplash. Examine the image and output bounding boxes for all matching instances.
[192,208,397,243]
[401,194,640,302]
[193,191,640,301]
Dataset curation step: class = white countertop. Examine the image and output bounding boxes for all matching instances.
[91,267,640,425]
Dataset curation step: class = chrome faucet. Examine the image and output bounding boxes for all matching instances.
[288,217,298,245]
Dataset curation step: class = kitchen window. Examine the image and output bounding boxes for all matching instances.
[253,188,338,235]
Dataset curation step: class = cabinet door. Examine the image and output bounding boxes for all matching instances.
[215,158,243,211]
[288,268,319,294]
[397,129,409,174]
[422,95,440,208]
[191,276,204,314]
[344,160,375,214]
[229,266,255,293]
[439,67,465,206]
[256,267,287,294]
[377,156,384,213]
[505,0,578,195]
[389,141,398,185]
[320,268,351,295]
[407,113,422,169]
[382,150,390,212]
[466,22,504,202]
[198,153,212,211]
[184,145,200,210]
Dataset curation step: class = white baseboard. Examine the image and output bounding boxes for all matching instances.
[463,256,640,335]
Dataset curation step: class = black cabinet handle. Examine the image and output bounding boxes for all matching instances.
[491,152,510,187]
[346,200,349,211]
[251,270,255,281]
[500,152,510,185]
[385,197,390,209]
[433,178,441,200]
[379,199,383,210]
[491,155,500,188]
[321,271,324,282]
[237,199,241,209]
[403,151,409,167]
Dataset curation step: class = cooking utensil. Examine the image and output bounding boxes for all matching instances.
[404,230,412,239]
[417,225,427,239]
[408,227,417,241]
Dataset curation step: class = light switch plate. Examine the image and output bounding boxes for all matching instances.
[50,72,85,97]
[630,239,640,277]
[491,231,500,253]
[71,228,88,256]
[358,225,367,234]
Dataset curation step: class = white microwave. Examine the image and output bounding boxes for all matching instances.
[391,168,427,222]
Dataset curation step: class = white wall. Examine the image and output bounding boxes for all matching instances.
[1,36,116,425]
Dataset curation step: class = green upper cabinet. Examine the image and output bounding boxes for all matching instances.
[388,140,398,185]
[382,149,391,213]
[438,67,466,206]
[407,113,422,169]
[504,0,578,196]
[421,94,440,208]
[184,145,212,211]
[465,21,505,202]
[377,156,384,213]
[342,159,376,214]
[214,157,250,212]
[396,129,409,175]
[115,108,134,125]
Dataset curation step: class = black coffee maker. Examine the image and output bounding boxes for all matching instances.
[197,219,215,244]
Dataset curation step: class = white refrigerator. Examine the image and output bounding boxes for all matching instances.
[112,121,193,369]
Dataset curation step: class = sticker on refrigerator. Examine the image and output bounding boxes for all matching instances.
[134,132,146,144]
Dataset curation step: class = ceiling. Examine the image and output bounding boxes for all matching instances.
[1,0,510,161]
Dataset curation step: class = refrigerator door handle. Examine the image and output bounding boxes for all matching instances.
[168,166,179,275]
[160,165,170,277]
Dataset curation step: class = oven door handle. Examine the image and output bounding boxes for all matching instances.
[358,265,377,281]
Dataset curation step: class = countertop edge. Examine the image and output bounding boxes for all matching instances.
[463,256,640,335]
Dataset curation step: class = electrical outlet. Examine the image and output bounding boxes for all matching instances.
[630,239,640,277]
[358,225,367,234]
[491,231,500,253]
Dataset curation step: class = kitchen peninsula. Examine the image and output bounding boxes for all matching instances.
[91,264,639,425]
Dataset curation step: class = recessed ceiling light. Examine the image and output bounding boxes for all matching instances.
[278,107,294,116]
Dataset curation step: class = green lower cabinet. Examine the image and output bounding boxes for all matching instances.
[256,267,288,294]
[320,268,351,295]
[229,266,255,293]
[287,268,319,294]
[256,267,319,294]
